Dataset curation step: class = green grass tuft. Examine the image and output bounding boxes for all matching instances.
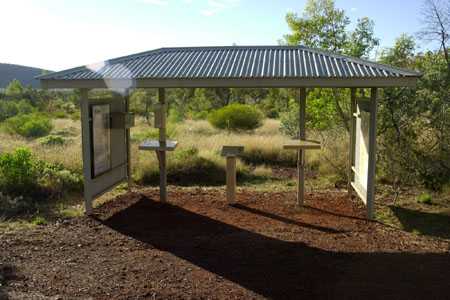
[417,192,433,205]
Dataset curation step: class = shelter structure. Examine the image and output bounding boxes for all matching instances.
[39,46,420,219]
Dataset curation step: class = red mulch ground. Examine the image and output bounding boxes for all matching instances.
[1,188,449,299]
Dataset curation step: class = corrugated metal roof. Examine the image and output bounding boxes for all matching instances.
[38,46,421,81]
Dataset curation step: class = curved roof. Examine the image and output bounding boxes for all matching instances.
[39,46,421,89]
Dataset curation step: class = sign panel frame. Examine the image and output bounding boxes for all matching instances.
[349,88,378,219]
[80,91,129,214]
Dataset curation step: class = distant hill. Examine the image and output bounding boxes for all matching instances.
[0,63,52,89]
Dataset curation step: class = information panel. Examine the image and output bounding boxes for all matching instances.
[91,104,111,177]
[352,100,370,204]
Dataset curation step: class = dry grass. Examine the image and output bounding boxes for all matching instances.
[0,117,348,187]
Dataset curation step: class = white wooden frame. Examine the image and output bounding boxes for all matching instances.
[349,88,378,219]
[80,89,130,214]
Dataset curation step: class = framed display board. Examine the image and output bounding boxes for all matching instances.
[90,104,111,178]
[353,100,370,203]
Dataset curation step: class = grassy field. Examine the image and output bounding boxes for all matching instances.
[0,117,343,187]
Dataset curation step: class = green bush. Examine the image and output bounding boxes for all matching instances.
[15,100,35,115]
[0,147,40,196]
[39,164,83,195]
[0,147,83,199]
[208,103,263,131]
[31,215,48,225]
[5,113,53,138]
[38,135,67,146]
[53,111,68,119]
[191,111,209,120]
[167,107,185,124]
[417,193,433,205]
[0,100,36,121]
[70,111,81,120]
[0,101,19,121]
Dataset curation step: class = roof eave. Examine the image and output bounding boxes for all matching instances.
[40,76,419,89]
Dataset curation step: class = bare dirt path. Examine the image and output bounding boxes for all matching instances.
[1,188,449,299]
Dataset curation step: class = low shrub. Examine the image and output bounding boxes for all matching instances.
[70,111,81,120]
[38,161,83,196]
[5,113,53,138]
[0,147,83,199]
[31,215,48,226]
[208,103,263,131]
[191,110,209,120]
[38,135,67,146]
[0,148,83,218]
[417,192,433,205]
[53,111,68,119]
[138,147,226,186]
[0,99,35,121]
[15,99,36,115]
[240,147,297,167]
[53,127,78,137]
[167,107,185,124]
[0,147,40,196]
[0,101,19,121]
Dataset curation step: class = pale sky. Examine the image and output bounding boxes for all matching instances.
[0,0,428,71]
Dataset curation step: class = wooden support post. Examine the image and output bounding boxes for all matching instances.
[366,88,378,219]
[226,156,237,204]
[348,88,357,197]
[80,88,93,215]
[124,89,132,192]
[297,88,307,206]
[158,88,167,203]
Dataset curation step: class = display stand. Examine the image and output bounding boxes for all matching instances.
[221,146,244,204]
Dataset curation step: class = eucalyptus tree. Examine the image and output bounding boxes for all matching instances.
[283,0,379,131]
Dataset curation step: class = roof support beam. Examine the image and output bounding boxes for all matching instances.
[158,88,168,203]
[297,88,307,207]
[366,88,378,219]
[40,77,418,89]
[80,88,93,215]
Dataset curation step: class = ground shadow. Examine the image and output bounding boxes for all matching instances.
[303,204,368,221]
[391,206,450,240]
[0,264,17,300]
[101,196,450,299]
[232,203,344,234]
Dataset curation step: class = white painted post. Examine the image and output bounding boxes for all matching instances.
[226,156,237,204]
[297,88,306,206]
[124,89,132,192]
[80,88,93,214]
[158,88,167,203]
[366,88,378,219]
[348,88,357,197]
